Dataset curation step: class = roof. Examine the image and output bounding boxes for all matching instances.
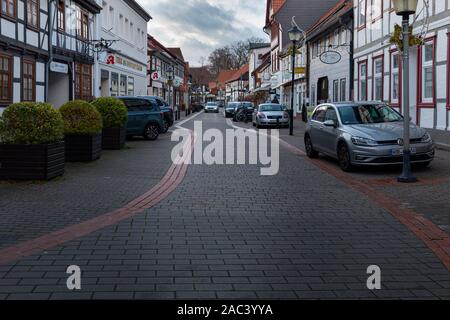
[265,0,287,25]
[124,0,152,21]
[249,43,271,50]
[74,0,102,13]
[307,0,352,37]
[226,65,249,83]
[167,48,185,62]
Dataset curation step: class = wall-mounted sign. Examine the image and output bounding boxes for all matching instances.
[106,54,115,65]
[294,67,306,74]
[320,51,341,65]
[151,71,160,81]
[50,61,68,74]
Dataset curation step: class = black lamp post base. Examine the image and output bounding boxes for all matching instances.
[398,151,418,183]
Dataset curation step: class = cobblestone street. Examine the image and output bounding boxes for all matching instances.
[1,112,449,300]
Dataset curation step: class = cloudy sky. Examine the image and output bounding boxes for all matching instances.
[138,0,267,67]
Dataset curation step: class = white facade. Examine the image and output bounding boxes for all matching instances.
[354,0,450,131]
[309,27,352,107]
[95,0,150,98]
[0,0,49,111]
[249,45,270,93]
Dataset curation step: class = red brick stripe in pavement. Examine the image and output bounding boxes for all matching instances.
[278,138,450,271]
[0,133,195,266]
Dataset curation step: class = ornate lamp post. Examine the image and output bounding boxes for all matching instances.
[288,25,303,136]
[393,0,419,183]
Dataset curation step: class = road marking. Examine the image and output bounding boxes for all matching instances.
[175,111,204,128]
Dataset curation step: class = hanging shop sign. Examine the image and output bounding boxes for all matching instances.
[320,51,342,65]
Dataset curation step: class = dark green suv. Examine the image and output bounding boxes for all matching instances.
[118,96,165,140]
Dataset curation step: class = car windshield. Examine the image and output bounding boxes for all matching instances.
[242,103,254,108]
[227,104,238,108]
[338,105,403,125]
[207,103,217,106]
[260,104,283,112]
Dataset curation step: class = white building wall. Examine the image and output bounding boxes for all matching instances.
[249,46,270,92]
[94,0,149,98]
[353,0,450,131]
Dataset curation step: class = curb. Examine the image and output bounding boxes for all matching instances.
[435,142,450,152]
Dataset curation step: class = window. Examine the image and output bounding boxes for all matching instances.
[358,60,368,101]
[371,0,382,21]
[372,55,384,101]
[109,6,114,31]
[23,60,35,101]
[340,78,346,102]
[418,38,435,105]
[27,0,39,29]
[358,0,366,29]
[325,107,338,123]
[111,73,118,96]
[333,79,339,102]
[0,54,12,103]
[120,74,127,96]
[390,50,401,106]
[127,77,134,95]
[1,0,16,18]
[74,63,92,101]
[312,106,327,122]
[76,9,89,40]
[57,0,65,31]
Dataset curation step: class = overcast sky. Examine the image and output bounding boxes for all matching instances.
[138,0,267,67]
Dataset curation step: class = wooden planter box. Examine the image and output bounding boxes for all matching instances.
[102,127,126,150]
[0,141,65,180]
[65,134,102,162]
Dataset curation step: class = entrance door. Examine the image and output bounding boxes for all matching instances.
[317,77,329,104]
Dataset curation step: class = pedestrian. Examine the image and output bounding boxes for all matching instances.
[302,103,308,123]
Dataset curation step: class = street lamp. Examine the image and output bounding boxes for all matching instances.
[393,0,419,183]
[167,66,174,115]
[288,25,303,136]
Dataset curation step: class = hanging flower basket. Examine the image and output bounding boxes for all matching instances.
[389,24,424,52]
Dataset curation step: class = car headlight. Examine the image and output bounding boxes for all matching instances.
[351,136,379,147]
[421,133,432,143]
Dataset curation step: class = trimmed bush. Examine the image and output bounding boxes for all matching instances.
[0,102,64,145]
[60,100,103,135]
[91,97,128,128]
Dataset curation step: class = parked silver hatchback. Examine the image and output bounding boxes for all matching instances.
[304,102,435,171]
[252,103,289,128]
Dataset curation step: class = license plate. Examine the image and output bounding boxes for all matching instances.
[391,147,417,156]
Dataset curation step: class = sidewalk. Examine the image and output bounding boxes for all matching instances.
[428,129,450,152]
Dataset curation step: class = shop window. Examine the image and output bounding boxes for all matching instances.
[333,79,339,102]
[127,77,134,96]
[111,73,118,96]
[120,75,127,96]
[340,78,346,102]
[390,50,401,107]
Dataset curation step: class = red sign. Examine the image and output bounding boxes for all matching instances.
[106,55,115,65]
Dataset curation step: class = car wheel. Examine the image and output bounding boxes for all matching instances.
[338,142,353,172]
[161,119,169,134]
[304,134,319,158]
[144,123,159,141]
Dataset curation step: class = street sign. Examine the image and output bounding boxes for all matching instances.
[320,51,342,65]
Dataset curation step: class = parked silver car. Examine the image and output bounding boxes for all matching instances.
[205,102,219,113]
[304,102,435,171]
[252,103,289,128]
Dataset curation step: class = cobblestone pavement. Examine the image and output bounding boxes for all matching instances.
[0,112,450,300]
[0,135,176,248]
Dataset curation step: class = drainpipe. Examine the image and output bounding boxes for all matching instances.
[46,0,55,103]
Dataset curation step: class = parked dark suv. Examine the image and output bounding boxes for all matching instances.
[139,96,173,133]
[118,96,165,140]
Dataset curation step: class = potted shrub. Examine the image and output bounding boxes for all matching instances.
[91,97,128,150]
[0,102,65,180]
[60,100,103,162]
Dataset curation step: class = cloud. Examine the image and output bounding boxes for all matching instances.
[138,0,267,66]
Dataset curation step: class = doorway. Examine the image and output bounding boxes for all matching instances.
[317,77,329,104]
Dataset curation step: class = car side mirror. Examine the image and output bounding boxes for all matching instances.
[324,120,337,128]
